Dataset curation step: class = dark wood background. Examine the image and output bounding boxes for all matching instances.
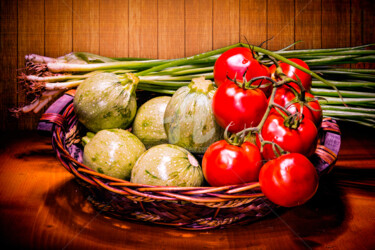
[1,0,374,131]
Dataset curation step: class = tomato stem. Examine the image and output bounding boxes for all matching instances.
[234,76,279,138]
[242,43,346,105]
[224,122,246,146]
[283,113,302,129]
[273,103,292,118]
[272,142,282,158]
[261,140,288,157]
[257,79,283,130]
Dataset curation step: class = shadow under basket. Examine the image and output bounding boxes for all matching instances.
[38,90,341,230]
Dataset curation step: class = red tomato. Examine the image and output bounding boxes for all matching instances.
[214,47,254,87]
[212,80,268,133]
[202,140,263,186]
[272,85,322,127]
[269,58,312,91]
[258,113,318,160]
[213,47,272,96]
[259,153,319,207]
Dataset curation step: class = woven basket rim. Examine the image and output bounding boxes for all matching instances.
[47,101,341,201]
[39,91,341,229]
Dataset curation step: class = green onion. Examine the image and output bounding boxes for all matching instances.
[311,88,375,98]
[319,97,375,106]
[15,43,375,128]
[312,80,375,89]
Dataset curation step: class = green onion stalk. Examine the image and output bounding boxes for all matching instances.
[14,43,375,128]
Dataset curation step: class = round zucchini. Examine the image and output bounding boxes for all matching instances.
[164,76,223,153]
[74,72,138,132]
[130,144,204,187]
[82,129,146,180]
[132,96,171,148]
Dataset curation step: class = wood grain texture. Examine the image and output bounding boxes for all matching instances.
[267,0,294,50]
[0,0,18,131]
[45,0,73,58]
[361,0,375,63]
[362,3,375,43]
[99,0,129,57]
[72,0,100,53]
[350,0,363,47]
[359,0,375,69]
[213,0,240,49]
[0,133,79,248]
[322,0,351,48]
[350,0,367,69]
[295,0,321,49]
[0,0,375,131]
[239,0,267,46]
[158,0,185,59]
[17,0,45,130]
[185,0,213,56]
[128,0,158,59]
[350,0,375,47]
[0,125,374,248]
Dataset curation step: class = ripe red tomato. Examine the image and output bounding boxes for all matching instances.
[272,85,322,127]
[259,153,319,207]
[213,47,272,96]
[212,80,268,133]
[214,47,254,87]
[202,140,263,186]
[258,113,318,160]
[269,58,312,91]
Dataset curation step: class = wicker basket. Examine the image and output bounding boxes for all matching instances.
[38,90,341,230]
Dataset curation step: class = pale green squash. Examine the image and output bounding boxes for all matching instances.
[82,129,146,180]
[130,144,203,187]
[132,96,171,148]
[163,76,223,153]
[74,72,138,132]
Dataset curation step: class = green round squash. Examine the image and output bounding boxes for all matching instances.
[130,144,204,187]
[82,129,146,180]
[74,72,138,132]
[132,96,171,148]
[163,76,223,153]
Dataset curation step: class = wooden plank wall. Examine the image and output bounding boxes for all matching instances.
[0,0,374,131]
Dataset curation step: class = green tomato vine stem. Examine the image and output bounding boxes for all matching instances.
[243,43,344,102]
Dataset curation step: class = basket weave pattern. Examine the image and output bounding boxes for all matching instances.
[39,92,341,230]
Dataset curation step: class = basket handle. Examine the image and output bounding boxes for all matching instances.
[37,89,76,136]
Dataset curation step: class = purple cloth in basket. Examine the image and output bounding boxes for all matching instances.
[37,92,74,136]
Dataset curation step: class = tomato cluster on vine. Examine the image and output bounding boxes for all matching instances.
[203,46,323,207]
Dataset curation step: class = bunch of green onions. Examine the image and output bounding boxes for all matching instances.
[16,43,375,128]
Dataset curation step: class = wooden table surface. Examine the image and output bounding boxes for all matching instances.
[0,123,374,249]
